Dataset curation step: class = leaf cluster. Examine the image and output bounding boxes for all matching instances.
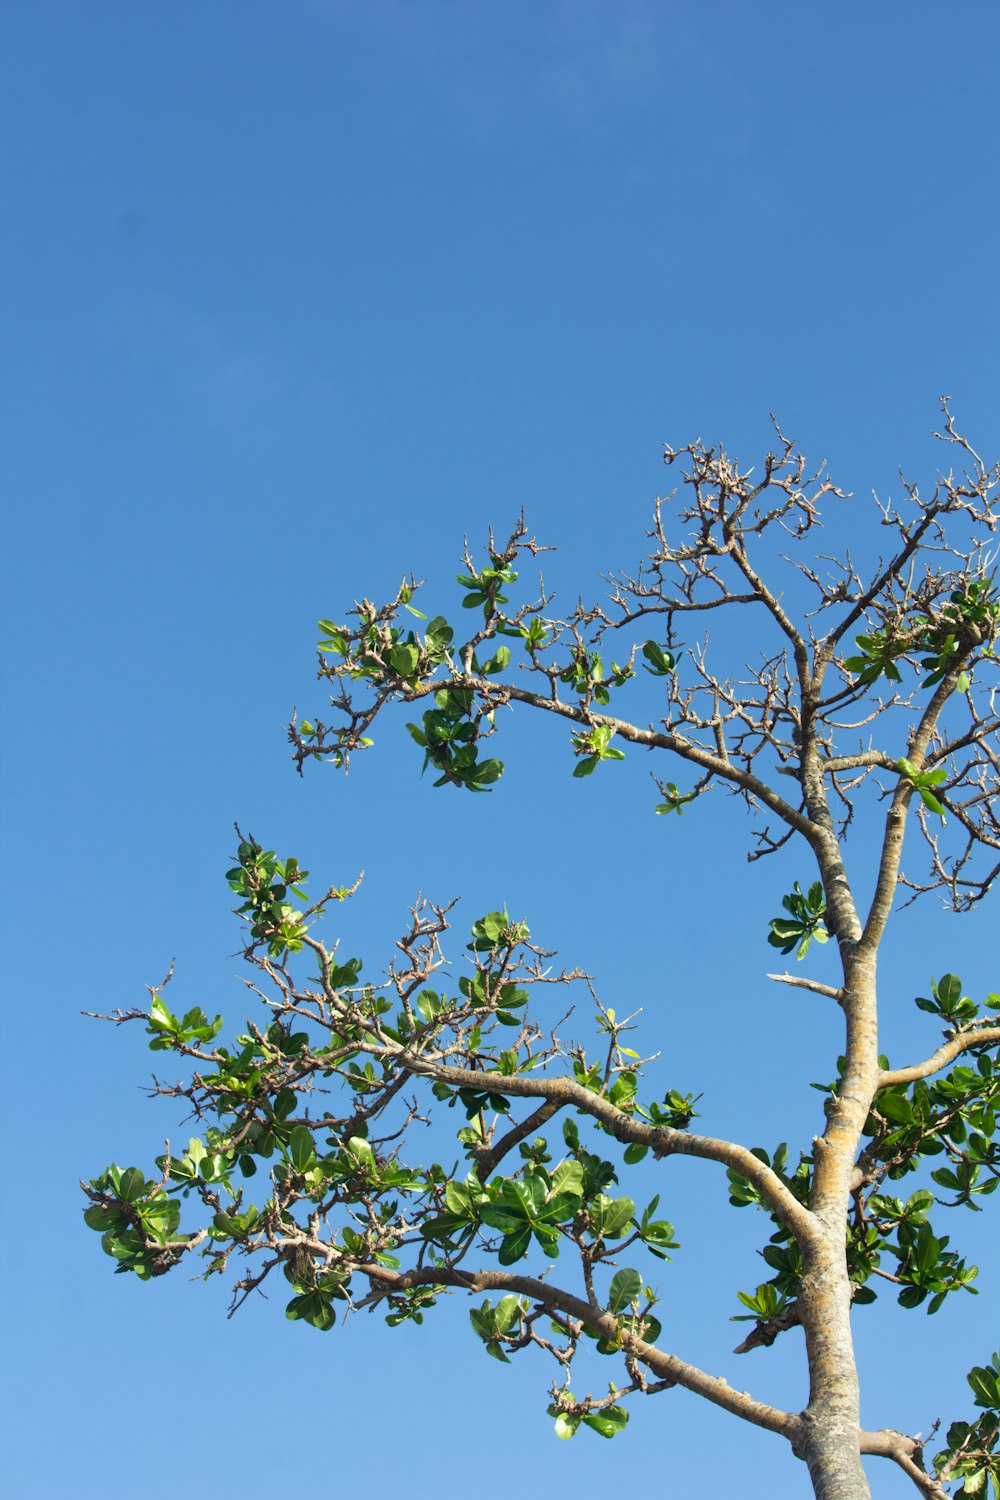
[932,1352,1000,1499]
[842,579,999,695]
[767,882,829,961]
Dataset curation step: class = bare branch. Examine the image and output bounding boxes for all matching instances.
[767,973,844,1003]
[860,1428,949,1497]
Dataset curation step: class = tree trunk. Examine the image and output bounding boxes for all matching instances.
[799,1413,872,1500]
[797,1240,872,1500]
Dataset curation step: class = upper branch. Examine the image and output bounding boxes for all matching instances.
[299,407,999,908]
[878,1024,1000,1089]
[858,663,973,957]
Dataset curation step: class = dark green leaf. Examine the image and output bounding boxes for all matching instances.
[937,974,963,1007]
[582,1404,629,1439]
[117,1167,147,1203]
[608,1268,643,1314]
[288,1125,316,1173]
[968,1367,1000,1409]
[498,1224,533,1265]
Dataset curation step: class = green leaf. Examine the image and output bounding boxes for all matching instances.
[494,1295,524,1333]
[481,646,511,676]
[875,1091,914,1125]
[420,1212,473,1243]
[83,1204,117,1232]
[148,997,177,1033]
[389,643,420,677]
[498,1224,533,1265]
[479,1202,526,1234]
[470,1296,520,1354]
[347,1137,375,1170]
[969,1366,1000,1409]
[608,1268,643,1314]
[549,1159,585,1202]
[541,1192,580,1225]
[641,641,675,676]
[937,974,963,1007]
[554,1412,581,1440]
[424,617,454,655]
[285,1292,336,1331]
[470,758,504,787]
[317,621,348,654]
[597,1197,635,1240]
[469,911,509,950]
[918,787,946,817]
[582,1404,629,1439]
[532,1223,561,1258]
[511,1174,546,1217]
[288,1125,316,1173]
[117,1167,147,1203]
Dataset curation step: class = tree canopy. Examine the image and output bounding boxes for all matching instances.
[84,405,1000,1500]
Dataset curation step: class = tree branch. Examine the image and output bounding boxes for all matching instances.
[820,513,940,655]
[472,1099,564,1182]
[384,1051,820,1247]
[819,751,897,775]
[767,973,844,1003]
[452,677,823,845]
[359,1261,802,1443]
[858,664,970,957]
[860,1427,948,1497]
[878,1025,1000,1089]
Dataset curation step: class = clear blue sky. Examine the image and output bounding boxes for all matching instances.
[1,4,998,1496]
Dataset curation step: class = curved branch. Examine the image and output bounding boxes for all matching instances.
[878,1025,1000,1089]
[359,1261,802,1443]
[424,675,822,847]
[385,1051,820,1247]
[472,1099,564,1182]
[860,1427,948,1497]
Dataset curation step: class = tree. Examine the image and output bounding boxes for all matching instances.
[84,403,1000,1500]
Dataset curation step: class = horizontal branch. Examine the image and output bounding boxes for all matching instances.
[359,1261,802,1442]
[819,751,896,775]
[386,1050,820,1247]
[767,973,844,1003]
[406,673,822,846]
[878,1024,1000,1089]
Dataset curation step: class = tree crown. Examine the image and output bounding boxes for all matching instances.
[84,406,1000,1498]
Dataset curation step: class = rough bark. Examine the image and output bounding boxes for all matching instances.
[797,1240,872,1500]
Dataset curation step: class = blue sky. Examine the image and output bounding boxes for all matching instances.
[1,3,998,1496]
